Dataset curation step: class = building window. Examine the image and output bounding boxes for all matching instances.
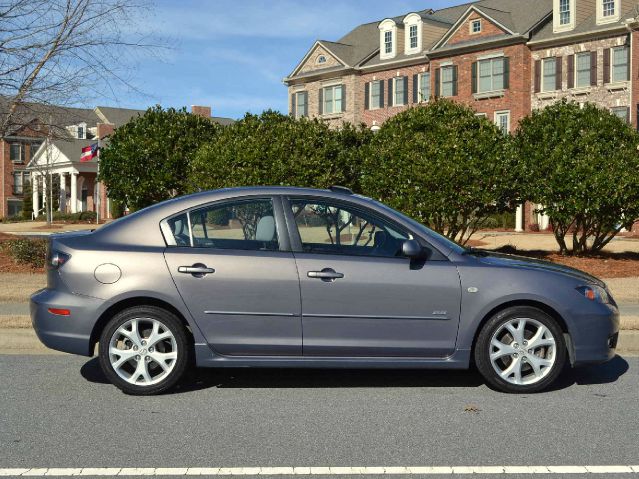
[611,107,629,123]
[13,171,27,195]
[419,72,431,102]
[77,125,85,139]
[7,200,22,218]
[441,66,455,97]
[478,57,505,93]
[475,113,488,118]
[323,85,343,114]
[602,0,615,16]
[317,55,326,64]
[370,80,383,109]
[495,111,511,134]
[471,19,482,33]
[612,46,629,83]
[9,143,23,163]
[294,92,308,118]
[576,52,591,88]
[408,25,418,50]
[542,58,557,92]
[559,0,571,25]
[393,77,406,106]
[384,31,393,55]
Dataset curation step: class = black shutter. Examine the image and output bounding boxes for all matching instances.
[590,51,598,86]
[303,92,308,117]
[365,82,370,110]
[413,74,419,103]
[603,48,611,84]
[319,88,323,115]
[452,66,458,96]
[341,85,346,112]
[434,68,441,98]
[403,76,408,105]
[388,79,393,106]
[534,60,541,93]
[380,81,385,108]
[503,57,510,90]
[291,93,296,118]
[555,57,563,91]
[471,62,478,94]
[567,55,574,89]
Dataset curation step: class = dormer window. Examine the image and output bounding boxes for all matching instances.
[553,0,575,32]
[384,31,393,54]
[409,25,418,49]
[76,122,87,139]
[403,13,422,55]
[597,0,619,24]
[603,0,615,16]
[379,19,397,59]
[559,0,570,25]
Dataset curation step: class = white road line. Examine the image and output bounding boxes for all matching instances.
[0,466,638,476]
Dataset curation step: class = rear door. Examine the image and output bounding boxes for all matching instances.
[163,197,302,356]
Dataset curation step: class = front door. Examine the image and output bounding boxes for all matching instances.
[288,198,461,358]
[163,198,302,356]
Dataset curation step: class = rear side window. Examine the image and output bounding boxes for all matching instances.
[189,199,279,251]
[167,214,190,246]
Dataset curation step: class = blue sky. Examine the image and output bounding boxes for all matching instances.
[109,0,462,119]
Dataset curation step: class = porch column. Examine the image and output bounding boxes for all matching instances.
[42,174,47,216]
[70,172,78,214]
[32,174,39,219]
[59,173,67,213]
[515,204,524,232]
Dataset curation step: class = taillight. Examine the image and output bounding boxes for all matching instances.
[48,250,71,270]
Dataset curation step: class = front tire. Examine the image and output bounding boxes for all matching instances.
[98,306,191,395]
[475,306,566,393]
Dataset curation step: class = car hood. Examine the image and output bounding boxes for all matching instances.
[476,251,606,288]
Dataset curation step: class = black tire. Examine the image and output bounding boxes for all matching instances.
[98,305,191,395]
[474,306,567,394]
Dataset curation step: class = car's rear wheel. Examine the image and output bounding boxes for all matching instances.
[98,306,190,395]
[475,306,566,393]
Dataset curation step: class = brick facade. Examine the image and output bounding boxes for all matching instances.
[447,12,509,46]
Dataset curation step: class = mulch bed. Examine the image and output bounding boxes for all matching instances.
[0,235,46,273]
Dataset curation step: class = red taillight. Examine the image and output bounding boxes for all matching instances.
[48,251,71,270]
[48,308,70,316]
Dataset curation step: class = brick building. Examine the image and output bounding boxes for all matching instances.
[285,0,639,233]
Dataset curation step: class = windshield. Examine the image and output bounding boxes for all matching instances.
[368,198,467,255]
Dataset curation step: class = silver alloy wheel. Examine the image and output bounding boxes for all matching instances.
[108,318,178,386]
[489,317,556,386]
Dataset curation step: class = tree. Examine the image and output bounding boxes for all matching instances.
[361,99,518,245]
[514,100,639,255]
[189,111,370,192]
[99,106,222,210]
[0,0,162,138]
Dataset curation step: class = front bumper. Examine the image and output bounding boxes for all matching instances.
[30,288,104,356]
[570,302,620,366]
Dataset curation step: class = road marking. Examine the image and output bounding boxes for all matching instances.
[0,466,638,476]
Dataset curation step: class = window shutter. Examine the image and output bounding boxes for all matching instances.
[388,79,393,105]
[365,82,370,110]
[403,76,409,105]
[503,57,510,90]
[590,51,598,86]
[471,62,478,94]
[303,92,308,117]
[413,74,419,103]
[567,55,574,89]
[319,88,323,115]
[452,65,458,96]
[291,93,296,118]
[341,85,347,112]
[555,57,563,91]
[534,60,541,93]
[603,48,611,84]
[434,68,441,98]
[380,81,385,108]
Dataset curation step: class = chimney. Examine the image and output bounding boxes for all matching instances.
[97,122,115,140]
[191,105,211,118]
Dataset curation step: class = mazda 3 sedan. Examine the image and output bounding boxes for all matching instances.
[31,187,619,395]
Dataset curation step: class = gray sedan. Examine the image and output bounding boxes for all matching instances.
[31,187,620,395]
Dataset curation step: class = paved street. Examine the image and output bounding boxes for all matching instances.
[0,355,638,478]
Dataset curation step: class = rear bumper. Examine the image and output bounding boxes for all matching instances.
[570,303,620,366]
[30,288,104,356]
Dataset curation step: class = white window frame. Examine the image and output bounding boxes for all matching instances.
[294,91,307,119]
[322,84,343,115]
[316,55,327,65]
[575,52,591,88]
[403,13,422,55]
[369,80,383,110]
[475,113,488,118]
[471,19,482,34]
[611,45,629,83]
[494,110,511,134]
[379,19,397,60]
[477,57,505,93]
[418,72,431,103]
[542,57,557,93]
[554,0,575,32]
[393,77,406,107]
[441,66,455,97]
[9,143,22,163]
[597,0,619,24]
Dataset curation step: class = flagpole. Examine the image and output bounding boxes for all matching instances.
[96,136,100,225]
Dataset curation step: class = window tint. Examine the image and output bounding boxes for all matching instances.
[189,199,278,251]
[290,200,410,257]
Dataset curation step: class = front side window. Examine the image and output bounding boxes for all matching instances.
[295,92,307,118]
[559,0,571,25]
[576,52,591,88]
[409,25,418,49]
[602,0,615,16]
[419,72,431,102]
[441,66,454,97]
[384,30,393,54]
[188,199,278,251]
[394,77,406,106]
[289,199,409,258]
[478,57,505,93]
[370,80,382,109]
[323,85,343,115]
[612,46,629,83]
[542,58,557,92]
[611,107,629,123]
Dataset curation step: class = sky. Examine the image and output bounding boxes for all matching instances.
[108,0,463,120]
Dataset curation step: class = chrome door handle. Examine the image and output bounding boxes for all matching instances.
[178,263,215,278]
[308,268,344,282]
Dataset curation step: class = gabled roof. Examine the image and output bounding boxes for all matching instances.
[95,106,145,128]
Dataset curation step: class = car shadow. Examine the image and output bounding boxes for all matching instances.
[80,355,630,394]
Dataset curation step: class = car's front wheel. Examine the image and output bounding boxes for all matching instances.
[475,306,567,393]
[98,306,190,395]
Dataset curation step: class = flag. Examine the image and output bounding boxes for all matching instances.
[80,143,99,162]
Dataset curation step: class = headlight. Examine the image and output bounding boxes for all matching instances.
[576,285,610,304]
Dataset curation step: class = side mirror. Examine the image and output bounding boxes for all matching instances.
[402,239,425,259]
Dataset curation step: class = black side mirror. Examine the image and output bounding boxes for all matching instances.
[402,239,424,259]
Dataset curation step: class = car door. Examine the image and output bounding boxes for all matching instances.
[286,197,461,358]
[163,197,302,356]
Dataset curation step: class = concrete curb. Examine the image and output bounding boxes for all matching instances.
[0,328,637,356]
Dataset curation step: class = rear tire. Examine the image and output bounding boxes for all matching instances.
[98,306,191,395]
[474,306,566,394]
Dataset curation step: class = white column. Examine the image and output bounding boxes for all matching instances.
[538,204,550,231]
[515,204,524,232]
[32,174,39,219]
[42,174,47,216]
[59,173,67,213]
[70,173,78,214]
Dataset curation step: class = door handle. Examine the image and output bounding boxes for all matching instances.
[308,268,344,282]
[178,263,215,278]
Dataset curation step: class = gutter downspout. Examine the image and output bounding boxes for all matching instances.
[1,138,4,219]
[625,17,638,128]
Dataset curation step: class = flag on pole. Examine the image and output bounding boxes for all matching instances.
[80,143,99,162]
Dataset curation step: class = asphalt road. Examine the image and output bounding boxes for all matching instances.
[0,355,638,478]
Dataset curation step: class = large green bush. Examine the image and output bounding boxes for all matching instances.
[1,238,48,268]
[514,100,639,254]
[361,99,518,245]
